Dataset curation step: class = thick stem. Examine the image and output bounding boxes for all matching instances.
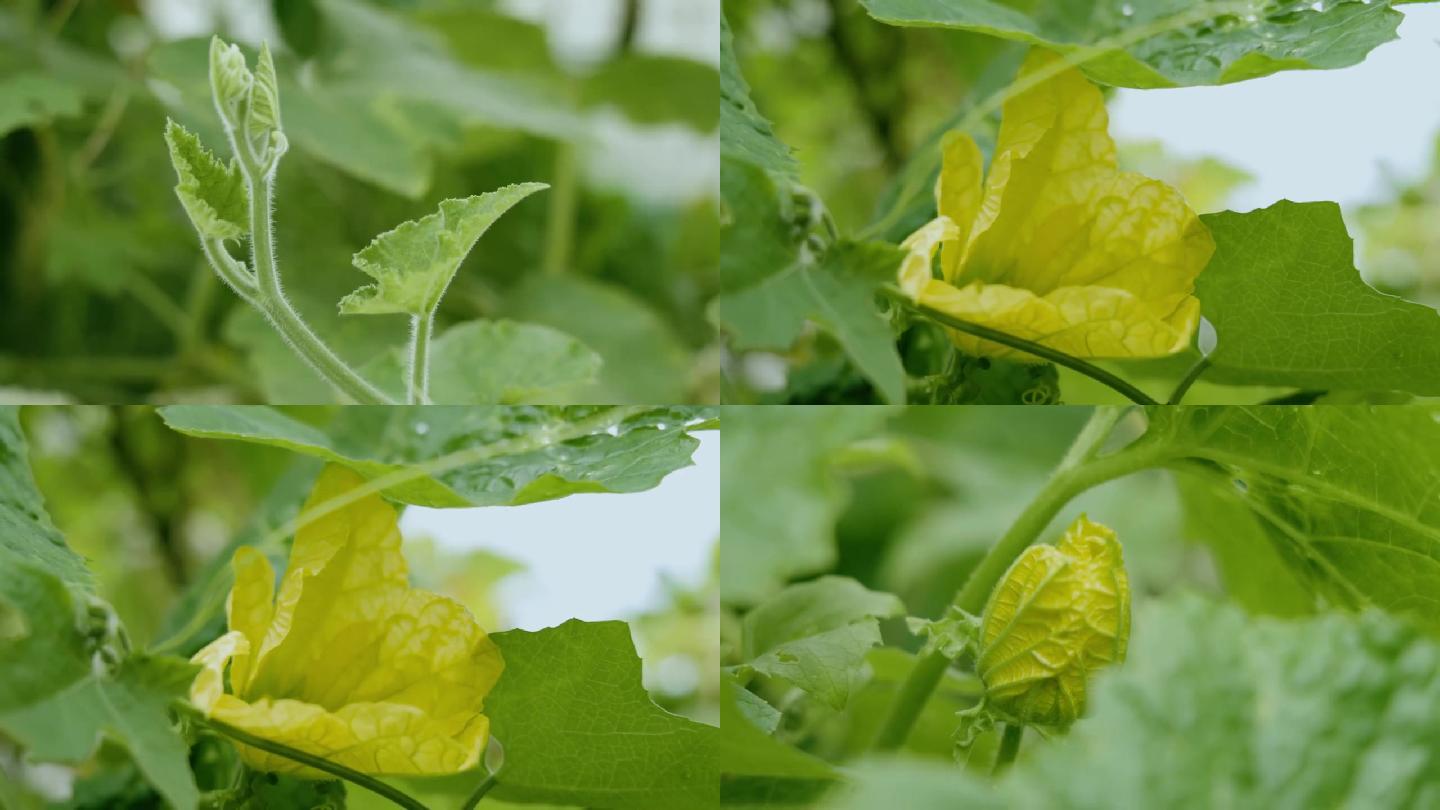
[873,409,1158,751]
[993,724,1023,773]
[542,142,578,276]
[194,714,429,810]
[241,162,392,403]
[200,239,257,305]
[408,314,432,404]
[890,293,1159,405]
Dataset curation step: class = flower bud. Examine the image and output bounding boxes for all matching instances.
[975,514,1129,729]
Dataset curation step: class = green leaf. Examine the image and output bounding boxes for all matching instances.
[0,564,199,810]
[0,407,92,590]
[721,13,797,176]
[1144,406,1440,631]
[360,319,601,404]
[740,578,908,708]
[0,72,84,136]
[829,596,1440,809]
[156,405,712,508]
[341,185,549,317]
[244,42,283,161]
[861,0,1413,88]
[209,36,253,124]
[164,119,250,242]
[1196,201,1440,395]
[486,619,717,810]
[721,407,893,605]
[505,275,695,404]
[721,241,908,404]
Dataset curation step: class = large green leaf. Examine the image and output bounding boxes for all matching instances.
[827,596,1440,809]
[0,407,92,590]
[340,186,549,317]
[862,0,1417,88]
[360,320,601,404]
[721,14,797,176]
[505,275,695,404]
[0,72,84,136]
[486,619,717,809]
[720,242,908,404]
[720,160,799,295]
[1144,406,1440,631]
[1196,201,1440,395]
[722,407,893,605]
[0,563,199,810]
[157,405,711,508]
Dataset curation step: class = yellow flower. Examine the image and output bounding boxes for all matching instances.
[900,49,1213,360]
[190,465,503,777]
[976,515,1129,729]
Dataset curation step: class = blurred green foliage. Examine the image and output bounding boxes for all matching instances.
[0,0,718,404]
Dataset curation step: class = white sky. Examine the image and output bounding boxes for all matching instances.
[1110,4,1440,212]
[400,432,718,631]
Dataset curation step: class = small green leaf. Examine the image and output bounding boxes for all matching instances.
[341,185,548,317]
[245,41,283,160]
[359,319,601,404]
[487,619,717,810]
[742,576,905,662]
[209,36,253,124]
[721,675,837,794]
[164,119,250,242]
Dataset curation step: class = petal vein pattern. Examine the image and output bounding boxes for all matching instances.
[902,49,1213,360]
[190,464,502,777]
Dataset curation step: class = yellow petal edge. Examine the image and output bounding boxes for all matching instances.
[190,465,503,778]
[976,515,1130,729]
[902,49,1213,361]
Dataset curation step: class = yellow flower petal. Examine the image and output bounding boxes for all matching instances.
[899,216,959,299]
[190,464,503,778]
[976,515,1129,729]
[904,49,1213,360]
[226,547,273,696]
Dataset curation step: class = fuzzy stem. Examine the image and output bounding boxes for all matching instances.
[238,156,392,404]
[408,314,433,404]
[873,409,1158,751]
[542,142,578,276]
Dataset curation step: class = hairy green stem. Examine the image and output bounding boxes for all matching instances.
[994,724,1023,773]
[890,293,1159,405]
[191,713,429,810]
[238,158,392,404]
[201,238,257,305]
[408,314,433,404]
[873,409,1157,751]
[461,774,499,810]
